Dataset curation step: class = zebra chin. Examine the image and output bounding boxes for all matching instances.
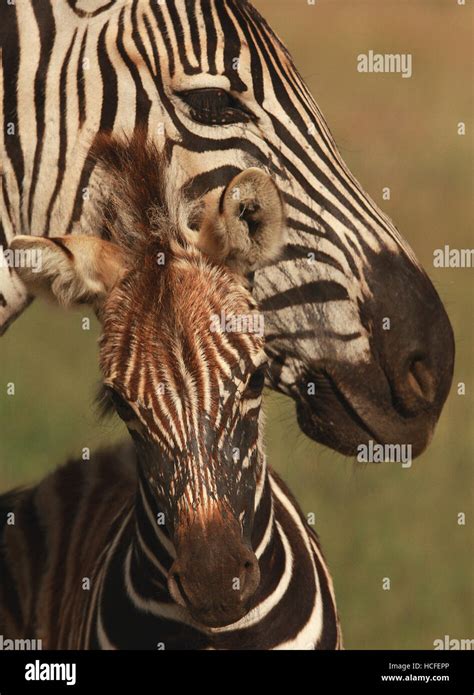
[295,360,453,461]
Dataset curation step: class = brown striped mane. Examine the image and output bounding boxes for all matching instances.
[89,129,198,254]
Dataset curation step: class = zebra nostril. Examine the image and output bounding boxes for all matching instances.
[407,357,436,403]
[389,351,437,417]
[167,567,189,608]
[239,552,260,602]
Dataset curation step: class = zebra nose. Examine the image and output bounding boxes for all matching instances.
[406,353,436,401]
[367,251,455,423]
[389,350,438,417]
[168,540,260,627]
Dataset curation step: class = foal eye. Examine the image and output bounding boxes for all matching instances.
[177,88,256,126]
[109,390,136,422]
[245,368,266,397]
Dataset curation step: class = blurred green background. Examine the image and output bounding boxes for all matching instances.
[0,0,472,649]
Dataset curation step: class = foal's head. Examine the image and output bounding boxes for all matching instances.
[12,134,285,627]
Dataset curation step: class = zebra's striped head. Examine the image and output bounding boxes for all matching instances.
[2,0,454,458]
[11,135,286,628]
[70,0,452,458]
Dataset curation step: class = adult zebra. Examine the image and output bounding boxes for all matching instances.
[0,139,340,649]
[0,0,454,457]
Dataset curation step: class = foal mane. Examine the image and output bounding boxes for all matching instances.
[90,130,198,255]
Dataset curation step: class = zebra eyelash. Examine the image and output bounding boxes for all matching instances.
[96,384,116,420]
[96,385,136,423]
[177,88,257,126]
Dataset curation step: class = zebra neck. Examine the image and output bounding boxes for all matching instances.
[250,465,275,562]
[130,473,176,588]
[91,464,342,649]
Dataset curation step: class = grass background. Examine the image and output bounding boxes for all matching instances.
[0,0,472,648]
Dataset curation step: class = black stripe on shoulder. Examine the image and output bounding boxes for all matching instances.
[260,280,348,312]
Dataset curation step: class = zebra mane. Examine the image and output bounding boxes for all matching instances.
[89,130,199,256]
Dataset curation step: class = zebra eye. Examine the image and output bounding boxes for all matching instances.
[245,368,266,398]
[109,390,136,422]
[178,88,255,126]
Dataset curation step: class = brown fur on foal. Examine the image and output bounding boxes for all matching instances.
[0,446,136,647]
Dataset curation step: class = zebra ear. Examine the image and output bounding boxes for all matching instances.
[9,236,127,308]
[197,168,286,275]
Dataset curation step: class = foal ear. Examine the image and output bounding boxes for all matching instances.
[198,168,286,275]
[9,236,128,308]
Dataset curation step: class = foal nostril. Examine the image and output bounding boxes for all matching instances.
[172,571,183,592]
[167,566,190,608]
[238,550,260,602]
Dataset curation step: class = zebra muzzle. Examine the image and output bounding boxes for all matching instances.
[167,516,260,628]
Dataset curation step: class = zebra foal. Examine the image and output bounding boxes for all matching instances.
[0,135,341,649]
